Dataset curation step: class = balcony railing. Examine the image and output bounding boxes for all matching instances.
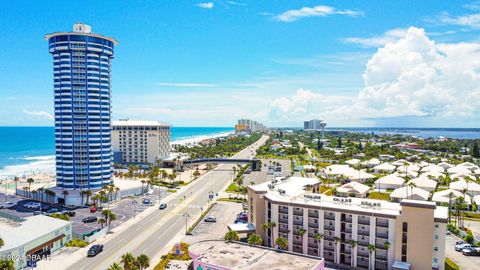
[324,225,335,231]
[376,232,388,239]
[358,230,370,236]
[376,220,389,228]
[358,239,370,246]
[279,208,288,214]
[279,227,289,233]
[278,218,288,224]
[324,214,335,220]
[308,222,318,228]
[308,212,319,218]
[293,220,303,226]
[358,218,370,225]
[293,209,304,216]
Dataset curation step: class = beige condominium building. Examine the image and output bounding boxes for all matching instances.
[112,120,170,164]
[247,176,447,270]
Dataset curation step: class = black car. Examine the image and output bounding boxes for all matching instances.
[62,211,76,217]
[87,245,104,257]
[159,203,167,210]
[46,208,59,214]
[82,216,98,223]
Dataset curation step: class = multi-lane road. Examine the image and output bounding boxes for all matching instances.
[66,135,268,270]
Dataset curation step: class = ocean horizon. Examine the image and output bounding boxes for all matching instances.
[0,126,233,179]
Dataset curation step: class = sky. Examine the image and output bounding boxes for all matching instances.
[0,1,480,128]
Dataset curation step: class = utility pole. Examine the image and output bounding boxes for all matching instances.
[132,200,137,218]
[183,211,190,234]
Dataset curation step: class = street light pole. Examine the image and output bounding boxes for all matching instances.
[183,211,190,234]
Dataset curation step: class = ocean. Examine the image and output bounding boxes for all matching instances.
[331,127,480,140]
[0,126,233,179]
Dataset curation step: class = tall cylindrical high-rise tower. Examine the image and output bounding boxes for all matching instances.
[45,23,118,190]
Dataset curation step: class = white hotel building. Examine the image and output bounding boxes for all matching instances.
[247,177,447,270]
[112,120,170,165]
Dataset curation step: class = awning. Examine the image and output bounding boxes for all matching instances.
[26,234,65,255]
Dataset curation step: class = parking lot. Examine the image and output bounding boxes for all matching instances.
[446,234,480,270]
[184,200,243,243]
[243,159,292,186]
[0,188,168,238]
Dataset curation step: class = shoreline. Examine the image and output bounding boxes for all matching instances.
[0,130,234,180]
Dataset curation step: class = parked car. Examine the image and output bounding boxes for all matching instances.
[455,243,472,251]
[62,211,76,217]
[24,202,41,209]
[90,206,97,213]
[0,202,16,209]
[456,240,466,245]
[33,211,44,216]
[159,203,167,210]
[244,169,252,174]
[83,216,98,223]
[46,208,59,214]
[234,219,248,224]
[143,198,152,206]
[267,170,274,175]
[87,245,104,257]
[204,216,216,223]
[463,247,480,256]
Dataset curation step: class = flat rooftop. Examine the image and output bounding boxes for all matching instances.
[189,240,323,270]
[250,176,448,220]
[0,215,71,251]
[112,120,170,127]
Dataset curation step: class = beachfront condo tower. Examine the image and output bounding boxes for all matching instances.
[45,23,118,191]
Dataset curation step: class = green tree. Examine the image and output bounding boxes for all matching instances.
[261,222,276,247]
[120,253,137,270]
[472,143,480,158]
[224,230,239,241]
[136,254,150,270]
[349,240,357,267]
[0,259,15,270]
[107,263,123,270]
[247,233,263,246]
[49,213,70,221]
[275,236,288,250]
[84,189,93,205]
[27,178,35,196]
[367,244,376,270]
[313,233,323,257]
[337,137,342,148]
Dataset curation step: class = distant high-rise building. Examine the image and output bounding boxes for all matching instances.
[45,23,118,190]
[235,119,266,134]
[112,120,171,164]
[304,119,327,139]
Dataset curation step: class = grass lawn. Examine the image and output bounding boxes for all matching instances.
[225,182,243,194]
[368,192,390,201]
[218,197,244,203]
[460,211,480,220]
[445,257,460,270]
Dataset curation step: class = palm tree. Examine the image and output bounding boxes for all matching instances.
[136,254,150,270]
[275,236,288,250]
[26,178,34,197]
[406,182,416,199]
[31,190,37,200]
[224,230,239,241]
[13,176,19,192]
[261,222,277,247]
[80,190,86,206]
[85,190,93,205]
[384,241,391,251]
[464,176,474,197]
[349,240,357,267]
[140,180,146,194]
[448,191,454,224]
[106,263,123,270]
[120,253,136,270]
[247,233,263,246]
[98,217,106,229]
[62,190,69,205]
[37,187,44,202]
[313,233,324,257]
[0,259,15,270]
[333,236,340,264]
[367,244,376,270]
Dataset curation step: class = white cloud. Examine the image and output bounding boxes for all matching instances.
[225,1,245,6]
[274,5,362,22]
[438,12,480,28]
[154,82,216,87]
[22,110,54,120]
[196,2,214,9]
[268,27,480,125]
[343,28,408,47]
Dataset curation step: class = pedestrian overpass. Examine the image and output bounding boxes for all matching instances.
[181,158,262,171]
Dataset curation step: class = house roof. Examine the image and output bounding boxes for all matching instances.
[407,177,437,189]
[432,189,471,204]
[450,180,480,192]
[373,163,396,171]
[337,181,370,194]
[375,174,405,185]
[390,186,430,200]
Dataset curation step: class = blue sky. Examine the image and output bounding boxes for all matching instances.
[1,1,480,127]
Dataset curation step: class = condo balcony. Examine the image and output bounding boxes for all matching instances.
[293,209,304,216]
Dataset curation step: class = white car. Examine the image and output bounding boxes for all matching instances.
[455,243,472,252]
[24,202,41,209]
[0,202,16,209]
